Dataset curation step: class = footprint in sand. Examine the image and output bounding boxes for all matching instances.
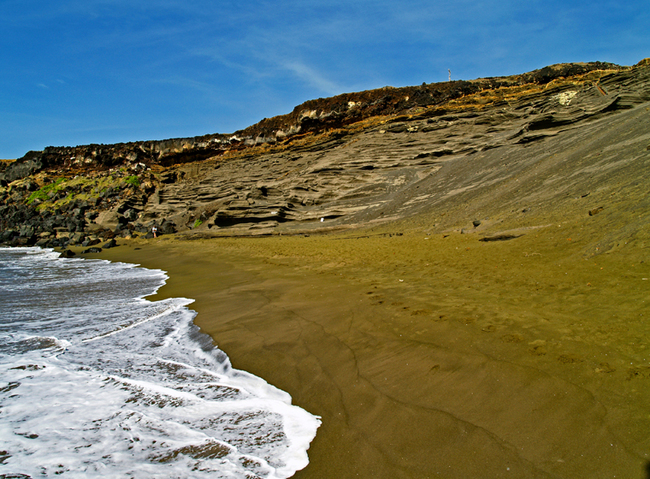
[557,354,584,364]
[595,363,616,374]
[626,366,650,380]
[529,345,547,356]
[455,317,475,325]
[528,339,547,355]
[501,333,525,343]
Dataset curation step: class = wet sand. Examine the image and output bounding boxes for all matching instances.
[93,215,650,478]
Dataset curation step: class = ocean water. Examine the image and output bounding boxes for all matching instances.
[0,247,320,478]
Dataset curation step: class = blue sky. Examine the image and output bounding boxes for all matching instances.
[1,0,648,159]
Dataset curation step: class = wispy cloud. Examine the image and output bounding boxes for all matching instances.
[2,0,648,159]
[279,61,341,96]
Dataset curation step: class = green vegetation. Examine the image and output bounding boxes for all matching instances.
[27,178,66,204]
[124,175,140,187]
[23,172,144,211]
[193,219,203,229]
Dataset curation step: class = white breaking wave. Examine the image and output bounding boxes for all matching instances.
[0,247,320,478]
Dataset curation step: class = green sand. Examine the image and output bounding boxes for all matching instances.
[93,205,650,478]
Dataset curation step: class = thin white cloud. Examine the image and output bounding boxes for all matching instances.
[279,61,341,96]
[153,75,235,106]
[3,0,649,160]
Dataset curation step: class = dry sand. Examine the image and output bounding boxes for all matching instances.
[91,206,650,479]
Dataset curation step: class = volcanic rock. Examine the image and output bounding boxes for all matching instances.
[0,59,649,244]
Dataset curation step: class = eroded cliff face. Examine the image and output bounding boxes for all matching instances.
[1,59,649,250]
[0,61,623,178]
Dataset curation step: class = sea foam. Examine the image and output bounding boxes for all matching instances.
[0,247,320,478]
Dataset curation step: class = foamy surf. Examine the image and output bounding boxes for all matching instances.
[0,247,320,478]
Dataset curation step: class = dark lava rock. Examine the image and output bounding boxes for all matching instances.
[160,171,178,184]
[59,249,76,258]
[3,152,44,182]
[479,234,522,242]
[0,230,18,243]
[102,238,117,249]
[81,247,102,254]
[589,206,604,216]
[81,238,101,247]
[123,208,138,221]
[35,238,51,247]
[159,219,176,235]
[134,223,150,234]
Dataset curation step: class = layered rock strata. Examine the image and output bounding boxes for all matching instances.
[1,59,649,248]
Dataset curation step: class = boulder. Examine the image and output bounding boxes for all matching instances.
[68,232,85,245]
[19,224,35,239]
[133,223,150,234]
[1,229,17,240]
[3,153,43,182]
[159,219,177,235]
[123,208,138,221]
[94,208,120,230]
[81,238,101,247]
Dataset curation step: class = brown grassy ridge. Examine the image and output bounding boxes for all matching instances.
[210,66,625,164]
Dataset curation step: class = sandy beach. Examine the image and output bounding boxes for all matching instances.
[2,57,649,478]
[92,210,650,478]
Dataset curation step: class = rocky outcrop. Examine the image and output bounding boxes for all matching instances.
[1,62,626,184]
[237,61,623,141]
[131,59,650,235]
[0,135,234,183]
[0,165,170,248]
[1,152,43,184]
[1,59,649,245]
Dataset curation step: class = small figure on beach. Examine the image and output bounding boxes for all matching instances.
[152,225,158,238]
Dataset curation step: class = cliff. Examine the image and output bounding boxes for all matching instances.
[0,61,623,177]
[1,58,649,250]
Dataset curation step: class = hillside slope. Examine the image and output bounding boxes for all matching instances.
[0,59,648,248]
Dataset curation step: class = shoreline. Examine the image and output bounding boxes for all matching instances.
[90,226,650,478]
[2,59,649,477]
